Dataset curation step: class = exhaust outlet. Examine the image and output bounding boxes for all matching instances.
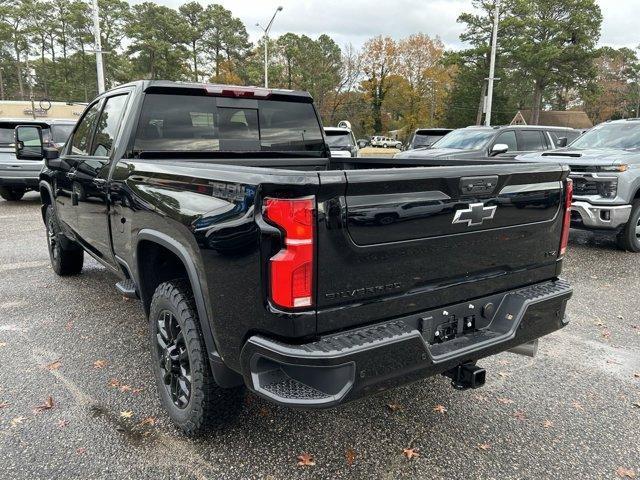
[507,339,538,358]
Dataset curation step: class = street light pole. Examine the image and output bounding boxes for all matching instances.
[91,0,105,94]
[485,0,500,126]
[256,6,283,89]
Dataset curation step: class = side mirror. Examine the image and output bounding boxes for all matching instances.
[15,125,44,160]
[490,143,509,156]
[556,137,568,147]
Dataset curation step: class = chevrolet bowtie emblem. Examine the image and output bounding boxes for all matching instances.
[452,203,497,227]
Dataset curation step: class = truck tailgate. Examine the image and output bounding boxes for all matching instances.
[315,163,569,333]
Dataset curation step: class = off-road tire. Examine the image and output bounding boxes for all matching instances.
[616,200,640,252]
[45,205,84,275]
[0,187,25,201]
[149,280,243,435]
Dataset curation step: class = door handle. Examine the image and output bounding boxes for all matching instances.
[93,178,107,187]
[66,171,77,181]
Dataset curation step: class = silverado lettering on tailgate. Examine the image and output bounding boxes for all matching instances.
[325,282,402,300]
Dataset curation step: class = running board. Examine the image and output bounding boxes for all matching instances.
[115,279,139,299]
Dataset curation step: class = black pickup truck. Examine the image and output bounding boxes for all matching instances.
[15,81,573,434]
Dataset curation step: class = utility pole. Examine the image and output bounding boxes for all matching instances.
[256,6,283,89]
[91,0,105,93]
[485,0,500,126]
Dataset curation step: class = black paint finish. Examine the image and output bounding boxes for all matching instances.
[38,80,571,387]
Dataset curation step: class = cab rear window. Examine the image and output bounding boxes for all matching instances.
[134,94,325,156]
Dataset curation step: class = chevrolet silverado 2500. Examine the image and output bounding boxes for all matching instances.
[17,81,573,434]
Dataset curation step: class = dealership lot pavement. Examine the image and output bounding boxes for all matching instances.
[0,193,639,480]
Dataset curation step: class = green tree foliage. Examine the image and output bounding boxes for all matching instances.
[505,0,602,123]
[126,2,189,80]
[0,0,617,138]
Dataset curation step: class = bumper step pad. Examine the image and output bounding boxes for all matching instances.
[241,279,572,407]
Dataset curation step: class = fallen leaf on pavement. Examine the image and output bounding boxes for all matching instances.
[616,466,636,478]
[120,410,133,419]
[0,401,9,409]
[45,360,62,371]
[107,378,120,388]
[57,419,69,428]
[345,447,356,466]
[634,372,640,378]
[10,416,25,427]
[498,371,508,378]
[543,420,554,428]
[513,410,526,421]
[433,404,447,414]
[403,447,420,459]
[138,417,156,427]
[119,385,132,392]
[497,397,514,405]
[65,321,73,331]
[602,330,611,339]
[387,403,402,412]
[0,342,6,347]
[93,360,107,369]
[33,396,55,413]
[297,453,315,467]
[572,401,584,411]
[477,443,491,451]
[76,448,86,455]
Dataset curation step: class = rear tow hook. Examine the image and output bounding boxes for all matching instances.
[443,363,486,390]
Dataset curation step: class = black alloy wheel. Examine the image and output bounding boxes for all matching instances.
[156,309,192,409]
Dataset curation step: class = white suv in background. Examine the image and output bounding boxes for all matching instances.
[371,136,402,149]
[325,121,358,158]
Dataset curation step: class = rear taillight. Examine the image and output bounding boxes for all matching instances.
[559,178,573,256]
[264,197,315,309]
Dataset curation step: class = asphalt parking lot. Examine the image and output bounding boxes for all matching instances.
[0,192,639,480]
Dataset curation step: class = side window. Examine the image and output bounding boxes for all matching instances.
[518,130,547,151]
[494,131,517,151]
[71,102,101,155]
[91,94,129,156]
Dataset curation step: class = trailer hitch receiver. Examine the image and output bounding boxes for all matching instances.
[443,363,486,390]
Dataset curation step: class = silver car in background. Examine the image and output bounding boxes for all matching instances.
[0,118,75,201]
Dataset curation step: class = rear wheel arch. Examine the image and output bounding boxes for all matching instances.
[135,230,242,387]
[39,181,54,223]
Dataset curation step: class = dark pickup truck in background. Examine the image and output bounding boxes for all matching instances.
[15,80,573,435]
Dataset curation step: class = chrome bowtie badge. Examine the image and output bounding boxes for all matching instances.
[452,203,497,227]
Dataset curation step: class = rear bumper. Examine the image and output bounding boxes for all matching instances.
[240,279,572,408]
[0,176,39,189]
[570,201,631,230]
[0,164,42,190]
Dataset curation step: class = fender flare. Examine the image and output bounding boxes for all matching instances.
[135,229,243,388]
[38,180,55,222]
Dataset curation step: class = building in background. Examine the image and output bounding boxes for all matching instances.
[0,101,85,120]
[511,110,593,129]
